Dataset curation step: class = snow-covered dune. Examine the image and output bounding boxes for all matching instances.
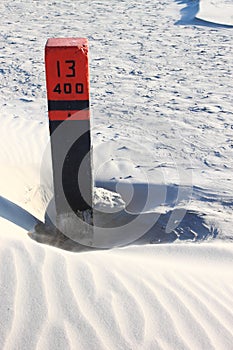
[197,0,233,26]
[1,234,233,349]
[0,0,233,348]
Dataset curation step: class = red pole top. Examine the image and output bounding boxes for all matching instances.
[46,37,88,48]
[45,38,90,121]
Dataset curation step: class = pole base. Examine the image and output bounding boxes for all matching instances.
[29,210,94,252]
[56,209,93,247]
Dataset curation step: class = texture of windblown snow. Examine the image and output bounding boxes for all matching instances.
[197,0,233,26]
[0,0,233,348]
[1,236,233,350]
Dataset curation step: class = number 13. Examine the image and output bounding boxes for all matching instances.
[56,60,76,77]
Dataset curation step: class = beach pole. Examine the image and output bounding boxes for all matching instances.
[45,38,93,241]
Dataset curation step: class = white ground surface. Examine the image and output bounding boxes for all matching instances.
[197,0,233,26]
[0,0,233,349]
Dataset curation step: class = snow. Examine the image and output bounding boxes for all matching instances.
[0,0,233,348]
[197,0,233,26]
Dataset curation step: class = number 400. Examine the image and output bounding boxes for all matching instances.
[53,83,84,94]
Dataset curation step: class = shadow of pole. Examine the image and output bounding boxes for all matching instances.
[0,196,40,231]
